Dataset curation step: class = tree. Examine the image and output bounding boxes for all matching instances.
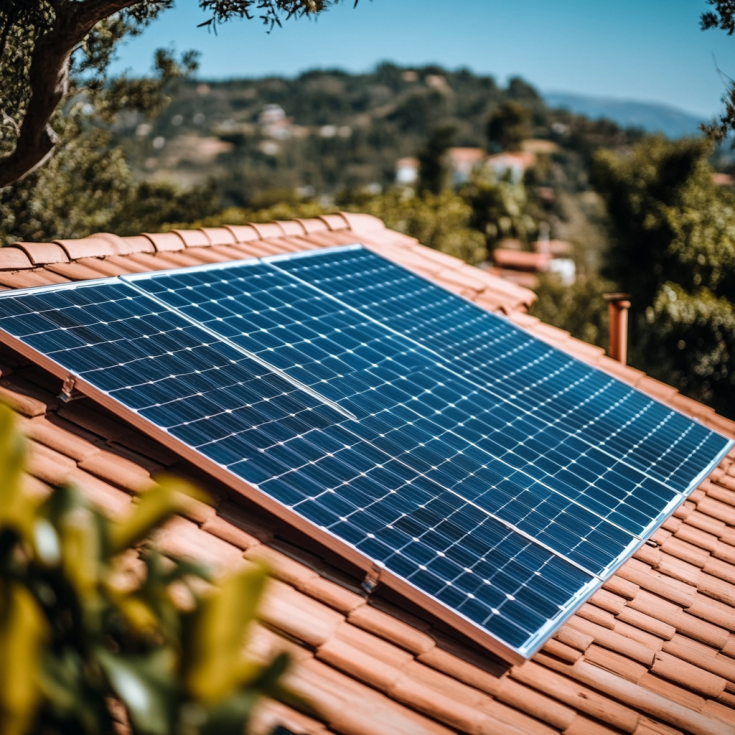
[0,0,341,188]
[486,101,531,152]
[0,403,300,735]
[461,168,538,250]
[593,136,735,418]
[417,125,456,194]
[701,0,735,141]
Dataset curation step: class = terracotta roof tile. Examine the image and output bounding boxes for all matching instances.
[198,227,236,246]
[545,658,734,734]
[512,660,641,732]
[154,515,245,568]
[223,224,261,242]
[347,604,435,655]
[318,214,349,231]
[617,608,676,641]
[417,646,503,696]
[142,231,185,252]
[633,716,682,735]
[47,260,114,280]
[389,667,490,733]
[299,575,365,615]
[542,637,583,664]
[705,700,735,727]
[77,449,152,493]
[618,559,698,607]
[651,651,727,697]
[662,537,711,567]
[0,269,69,288]
[55,237,115,259]
[14,241,69,265]
[613,621,666,653]
[335,212,382,232]
[274,220,307,236]
[663,635,735,683]
[0,384,47,417]
[494,676,577,730]
[249,222,287,239]
[289,658,455,735]
[100,234,156,255]
[261,580,343,649]
[565,716,623,735]
[0,247,34,270]
[641,672,707,713]
[567,616,656,665]
[292,218,328,234]
[171,229,210,247]
[555,624,594,652]
[584,643,648,682]
[23,416,100,461]
[628,590,729,649]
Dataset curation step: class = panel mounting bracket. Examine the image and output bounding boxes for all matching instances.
[59,374,83,403]
[361,563,384,595]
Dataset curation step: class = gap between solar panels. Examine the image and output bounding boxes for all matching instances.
[0,244,730,665]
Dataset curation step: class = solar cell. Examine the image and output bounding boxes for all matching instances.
[0,243,730,663]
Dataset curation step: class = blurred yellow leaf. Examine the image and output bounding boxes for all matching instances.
[109,477,209,557]
[0,404,34,537]
[115,595,159,634]
[0,582,47,735]
[60,506,100,597]
[184,564,267,703]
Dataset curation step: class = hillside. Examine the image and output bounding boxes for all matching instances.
[113,65,645,206]
[543,92,704,138]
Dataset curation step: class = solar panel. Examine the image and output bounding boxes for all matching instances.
[272,246,725,494]
[0,244,729,664]
[132,261,643,573]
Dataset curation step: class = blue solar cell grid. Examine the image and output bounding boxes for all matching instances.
[0,243,729,661]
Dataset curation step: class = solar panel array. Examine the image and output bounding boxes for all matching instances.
[0,244,729,660]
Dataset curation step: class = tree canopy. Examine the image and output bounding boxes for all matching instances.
[0,0,341,188]
[486,101,531,152]
[593,136,735,417]
[701,0,735,141]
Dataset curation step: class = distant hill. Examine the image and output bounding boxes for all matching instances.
[544,92,705,138]
[112,66,646,204]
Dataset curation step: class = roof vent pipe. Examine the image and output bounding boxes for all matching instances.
[603,293,631,365]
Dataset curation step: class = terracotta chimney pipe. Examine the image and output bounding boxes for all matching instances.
[603,293,631,364]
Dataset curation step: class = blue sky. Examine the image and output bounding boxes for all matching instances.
[110,0,735,117]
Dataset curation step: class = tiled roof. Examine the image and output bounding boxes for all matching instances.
[2,213,735,735]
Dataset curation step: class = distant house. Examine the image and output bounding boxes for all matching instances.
[258,104,292,139]
[395,156,419,185]
[485,150,536,183]
[490,239,575,288]
[447,147,485,185]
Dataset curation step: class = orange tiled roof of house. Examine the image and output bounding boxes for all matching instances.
[1,213,735,735]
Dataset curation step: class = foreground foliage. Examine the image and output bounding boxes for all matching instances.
[0,404,296,735]
[594,136,735,417]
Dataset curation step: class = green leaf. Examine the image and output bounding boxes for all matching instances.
[41,650,114,735]
[198,690,259,735]
[97,648,176,735]
[108,477,209,557]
